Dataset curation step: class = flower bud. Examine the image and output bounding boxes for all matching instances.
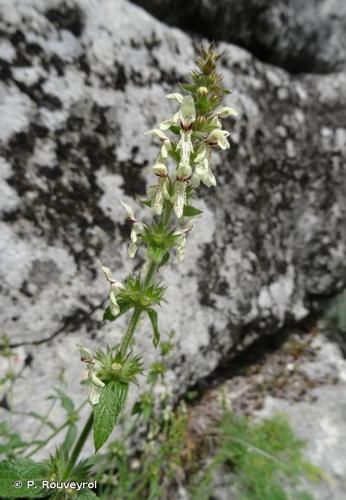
[197,86,208,96]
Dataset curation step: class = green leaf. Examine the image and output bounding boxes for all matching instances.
[103,303,131,321]
[183,205,203,217]
[0,424,28,457]
[0,458,49,498]
[78,490,99,499]
[52,388,75,415]
[147,308,160,348]
[159,252,170,267]
[93,382,129,451]
[139,198,152,208]
[62,424,77,452]
[103,306,116,321]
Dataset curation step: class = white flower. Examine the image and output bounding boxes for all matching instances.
[98,261,125,316]
[120,202,145,258]
[179,96,196,129]
[88,384,103,406]
[192,158,216,188]
[161,95,196,131]
[149,163,170,215]
[177,130,193,164]
[78,346,105,406]
[173,180,187,218]
[88,362,105,405]
[120,201,135,221]
[191,144,216,188]
[166,93,184,103]
[174,225,192,262]
[214,106,238,118]
[78,345,93,364]
[205,129,230,150]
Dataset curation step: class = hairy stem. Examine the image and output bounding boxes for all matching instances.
[64,412,94,479]
[64,203,173,474]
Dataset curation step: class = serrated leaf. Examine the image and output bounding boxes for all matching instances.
[183,205,203,217]
[147,308,160,348]
[93,382,129,451]
[0,458,49,498]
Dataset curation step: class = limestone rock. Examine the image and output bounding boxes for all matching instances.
[132,0,346,73]
[258,336,346,500]
[0,0,345,446]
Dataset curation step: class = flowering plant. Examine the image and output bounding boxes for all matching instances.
[0,45,236,497]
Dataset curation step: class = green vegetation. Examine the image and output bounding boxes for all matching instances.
[0,332,322,499]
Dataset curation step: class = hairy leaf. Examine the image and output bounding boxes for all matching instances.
[93,382,129,451]
[0,458,49,498]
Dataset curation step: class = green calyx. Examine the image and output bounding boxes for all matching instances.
[94,346,144,385]
[104,275,166,321]
[141,220,180,264]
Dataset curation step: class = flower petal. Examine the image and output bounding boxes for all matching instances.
[166,93,184,103]
[120,201,135,220]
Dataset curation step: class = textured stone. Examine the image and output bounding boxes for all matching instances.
[132,0,346,73]
[0,0,345,453]
[258,336,346,500]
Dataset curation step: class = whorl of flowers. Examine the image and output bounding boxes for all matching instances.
[123,44,237,260]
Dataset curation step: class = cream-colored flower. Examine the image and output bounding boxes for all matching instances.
[149,163,170,215]
[179,96,196,129]
[99,261,125,316]
[166,93,184,103]
[173,181,187,218]
[120,202,145,258]
[161,95,196,131]
[214,106,238,118]
[192,158,216,188]
[205,129,230,150]
[174,225,192,262]
[190,144,216,188]
[78,346,105,406]
[177,130,194,164]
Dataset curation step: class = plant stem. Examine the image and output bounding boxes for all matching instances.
[64,203,174,475]
[64,412,93,479]
[119,307,142,357]
[24,400,87,458]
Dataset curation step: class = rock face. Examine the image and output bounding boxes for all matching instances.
[258,335,346,500]
[0,0,346,443]
[187,332,346,500]
[132,0,346,73]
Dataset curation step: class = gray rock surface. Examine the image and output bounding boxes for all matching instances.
[132,0,346,73]
[258,335,346,500]
[0,0,345,448]
[187,332,346,500]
